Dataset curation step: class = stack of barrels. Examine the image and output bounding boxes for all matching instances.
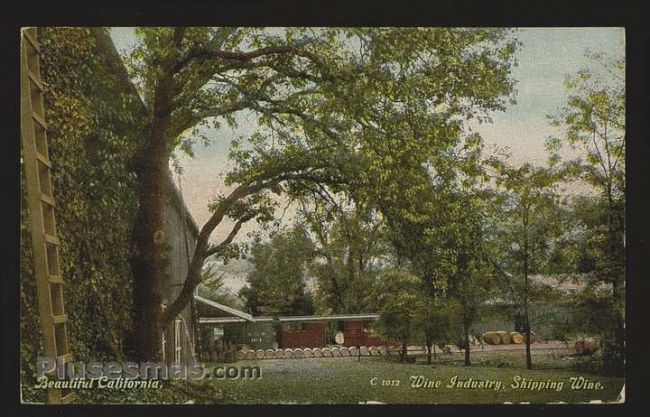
[482,330,537,345]
[200,339,235,362]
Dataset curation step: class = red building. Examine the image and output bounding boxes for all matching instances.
[196,297,382,350]
[280,322,326,348]
[342,320,384,347]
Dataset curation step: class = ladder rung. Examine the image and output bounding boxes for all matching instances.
[36,152,52,168]
[57,353,73,364]
[28,71,45,91]
[44,233,60,245]
[60,391,76,404]
[53,314,68,324]
[32,112,48,130]
[23,30,41,54]
[49,275,64,284]
[41,192,55,207]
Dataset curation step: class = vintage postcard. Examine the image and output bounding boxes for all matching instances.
[19,26,626,405]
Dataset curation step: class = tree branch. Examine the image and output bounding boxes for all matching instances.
[205,215,253,257]
[172,39,313,74]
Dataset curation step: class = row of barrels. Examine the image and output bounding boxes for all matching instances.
[240,345,389,360]
[482,331,539,345]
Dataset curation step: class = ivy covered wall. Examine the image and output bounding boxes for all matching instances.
[20,28,148,398]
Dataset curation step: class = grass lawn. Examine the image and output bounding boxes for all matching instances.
[204,353,624,404]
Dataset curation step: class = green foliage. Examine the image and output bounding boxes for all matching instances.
[301,202,388,314]
[239,226,316,315]
[121,27,519,338]
[546,53,625,371]
[372,270,424,344]
[21,28,147,399]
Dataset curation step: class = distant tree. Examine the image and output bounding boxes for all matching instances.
[373,270,424,362]
[238,226,315,316]
[415,296,456,365]
[490,162,567,370]
[546,53,625,370]
[446,188,500,366]
[300,200,387,314]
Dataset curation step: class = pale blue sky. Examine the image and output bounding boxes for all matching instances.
[110,27,625,241]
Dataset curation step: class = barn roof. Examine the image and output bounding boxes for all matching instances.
[194,295,379,324]
[194,295,255,322]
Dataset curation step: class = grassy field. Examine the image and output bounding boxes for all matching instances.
[204,353,624,404]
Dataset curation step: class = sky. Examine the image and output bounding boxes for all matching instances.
[110,27,625,249]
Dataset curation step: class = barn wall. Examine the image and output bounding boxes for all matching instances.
[161,176,199,364]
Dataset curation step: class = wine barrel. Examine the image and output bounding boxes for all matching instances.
[330,347,341,357]
[284,348,294,358]
[497,331,511,344]
[322,347,332,357]
[312,348,323,357]
[369,346,380,356]
[359,346,370,356]
[483,331,502,345]
[510,332,524,344]
[303,348,314,358]
[340,347,350,356]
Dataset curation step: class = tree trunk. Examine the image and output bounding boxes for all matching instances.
[524,317,532,370]
[463,321,471,366]
[400,340,408,363]
[129,143,169,361]
[522,207,532,370]
[425,334,433,365]
[607,189,625,371]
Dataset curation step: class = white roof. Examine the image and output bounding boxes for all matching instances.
[194,295,379,324]
[194,295,255,322]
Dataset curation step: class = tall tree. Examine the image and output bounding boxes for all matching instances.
[300,200,387,314]
[124,27,518,359]
[491,162,566,369]
[446,188,499,366]
[546,53,625,370]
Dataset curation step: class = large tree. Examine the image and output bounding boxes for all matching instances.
[123,27,518,360]
[546,53,625,370]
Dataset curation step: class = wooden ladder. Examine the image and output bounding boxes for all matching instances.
[20,27,75,404]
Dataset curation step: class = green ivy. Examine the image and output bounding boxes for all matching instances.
[20,27,148,401]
